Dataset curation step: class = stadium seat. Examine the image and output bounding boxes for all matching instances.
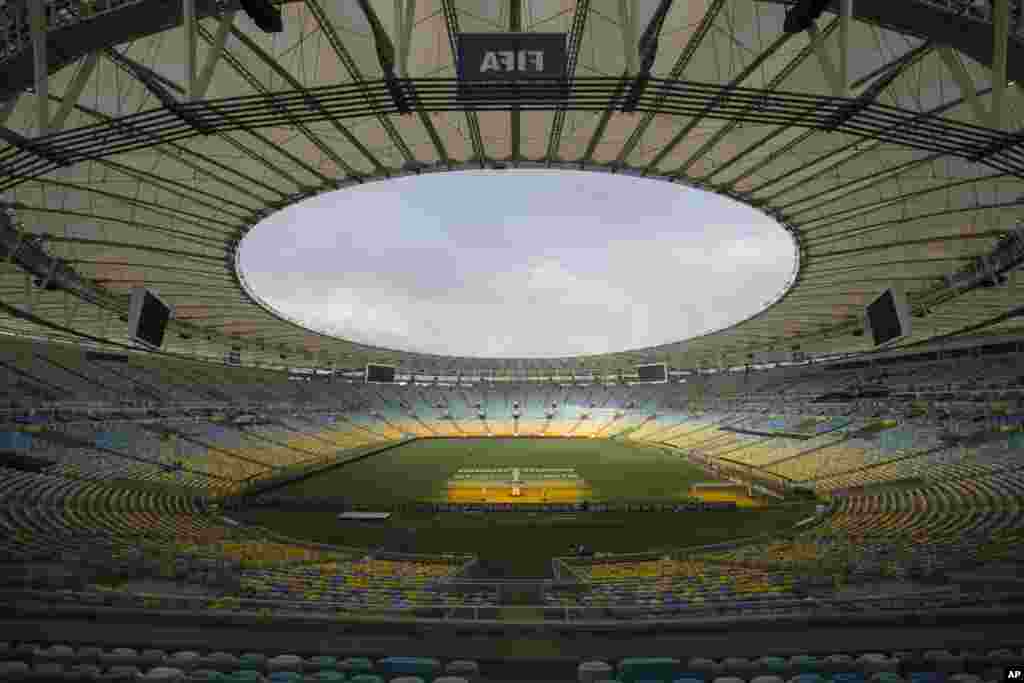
[28,662,65,680]
[755,657,790,676]
[580,660,615,683]
[141,667,187,682]
[922,652,964,674]
[270,673,303,682]
[186,670,226,682]
[303,657,337,673]
[855,655,898,676]
[222,673,263,682]
[377,657,440,680]
[37,644,76,665]
[69,664,103,680]
[687,659,721,677]
[340,658,373,674]
[347,676,385,683]
[100,648,144,669]
[443,660,479,682]
[306,673,346,682]
[721,658,757,677]
[239,654,268,672]
[268,655,303,674]
[99,665,144,681]
[200,653,241,673]
[867,675,904,683]
[169,652,203,672]
[618,657,680,682]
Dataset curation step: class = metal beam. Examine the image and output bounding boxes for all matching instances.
[194,11,236,100]
[28,0,48,137]
[839,0,852,99]
[614,0,724,167]
[641,31,793,175]
[510,0,522,161]
[937,45,992,129]
[49,52,99,133]
[544,0,591,164]
[400,0,416,78]
[205,23,371,179]
[806,23,844,98]
[303,0,409,171]
[992,0,1010,131]
[184,0,197,101]
[0,95,20,127]
[441,0,485,165]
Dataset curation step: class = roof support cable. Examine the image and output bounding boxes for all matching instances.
[103,47,215,135]
[354,0,412,115]
[621,0,675,113]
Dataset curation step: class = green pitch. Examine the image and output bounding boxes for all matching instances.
[263,436,715,502]
[237,437,814,576]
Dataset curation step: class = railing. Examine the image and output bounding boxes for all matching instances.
[0,584,1014,623]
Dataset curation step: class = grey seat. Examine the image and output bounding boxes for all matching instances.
[444,660,479,682]
[0,661,29,680]
[167,652,202,672]
[100,649,144,669]
[922,650,965,674]
[27,662,64,680]
[856,654,899,675]
[140,667,186,682]
[199,652,239,672]
[689,658,723,677]
[721,658,757,677]
[578,660,613,683]
[268,654,302,673]
[37,645,76,666]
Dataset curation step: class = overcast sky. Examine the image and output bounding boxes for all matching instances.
[237,170,796,358]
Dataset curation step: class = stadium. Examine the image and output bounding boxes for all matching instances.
[2,0,1024,680]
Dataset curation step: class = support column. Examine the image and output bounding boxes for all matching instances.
[992,0,1009,131]
[28,0,48,137]
[838,0,852,99]
[184,0,197,101]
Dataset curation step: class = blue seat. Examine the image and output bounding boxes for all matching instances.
[831,675,866,683]
[270,673,303,683]
[618,657,681,683]
[674,676,705,683]
[909,675,945,683]
[377,657,440,681]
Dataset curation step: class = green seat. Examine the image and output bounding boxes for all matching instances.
[348,676,384,683]
[186,672,225,682]
[223,672,263,682]
[617,658,681,683]
[340,659,373,674]
[789,657,823,675]
[305,657,338,673]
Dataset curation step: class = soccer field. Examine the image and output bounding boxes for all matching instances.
[264,436,719,503]
[237,437,814,576]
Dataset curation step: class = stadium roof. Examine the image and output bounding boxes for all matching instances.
[0,0,1023,373]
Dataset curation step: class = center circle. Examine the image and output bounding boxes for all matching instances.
[237,169,797,359]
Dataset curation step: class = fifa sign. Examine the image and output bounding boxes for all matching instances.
[479,50,546,74]
[458,33,567,101]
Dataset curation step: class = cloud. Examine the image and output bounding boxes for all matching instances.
[238,170,796,357]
